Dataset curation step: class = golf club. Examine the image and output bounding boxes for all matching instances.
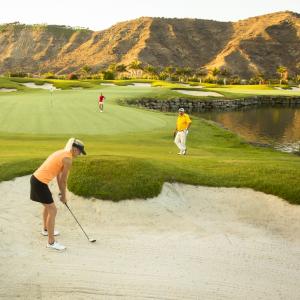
[64,202,96,243]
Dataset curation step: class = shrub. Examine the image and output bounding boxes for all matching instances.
[102,71,115,80]
[9,72,27,78]
[67,73,79,80]
[204,77,215,83]
[189,77,200,82]
[158,72,168,80]
[42,72,56,79]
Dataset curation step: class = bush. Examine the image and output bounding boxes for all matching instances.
[9,72,28,78]
[170,75,179,81]
[67,73,79,80]
[42,72,56,79]
[102,71,115,80]
[158,72,168,80]
[204,77,215,83]
[189,77,200,82]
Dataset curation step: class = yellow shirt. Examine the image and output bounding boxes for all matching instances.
[34,150,72,184]
[176,113,192,131]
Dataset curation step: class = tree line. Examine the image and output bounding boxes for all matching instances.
[5,61,300,85]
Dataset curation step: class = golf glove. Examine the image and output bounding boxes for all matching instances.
[185,129,189,135]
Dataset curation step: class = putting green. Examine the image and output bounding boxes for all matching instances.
[0,86,173,135]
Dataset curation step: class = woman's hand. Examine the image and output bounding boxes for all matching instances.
[58,192,67,204]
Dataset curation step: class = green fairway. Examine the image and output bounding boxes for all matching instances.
[0,81,300,204]
[0,86,177,134]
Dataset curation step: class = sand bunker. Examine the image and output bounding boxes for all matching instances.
[275,87,300,91]
[21,82,60,90]
[0,88,17,92]
[100,83,116,86]
[174,89,224,97]
[130,83,152,87]
[1,176,299,299]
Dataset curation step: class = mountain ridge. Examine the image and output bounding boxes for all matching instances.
[0,11,299,78]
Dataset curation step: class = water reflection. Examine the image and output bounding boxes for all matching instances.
[198,107,300,152]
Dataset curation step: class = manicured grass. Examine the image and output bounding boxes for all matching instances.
[0,77,26,90]
[0,87,176,134]
[0,83,300,204]
[209,86,300,97]
[9,77,97,89]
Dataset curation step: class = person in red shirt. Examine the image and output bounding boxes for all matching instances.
[98,93,105,112]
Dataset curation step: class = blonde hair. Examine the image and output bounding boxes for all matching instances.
[64,137,76,152]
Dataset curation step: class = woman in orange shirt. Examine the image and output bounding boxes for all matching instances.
[30,138,86,251]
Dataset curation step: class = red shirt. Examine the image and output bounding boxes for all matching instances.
[98,95,105,103]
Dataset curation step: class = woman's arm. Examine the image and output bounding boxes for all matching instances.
[56,173,63,193]
[58,157,72,203]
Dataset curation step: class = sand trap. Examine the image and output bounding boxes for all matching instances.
[1,176,299,299]
[21,82,60,90]
[179,84,204,88]
[274,87,300,91]
[0,88,17,92]
[174,89,224,97]
[100,83,116,86]
[131,83,152,87]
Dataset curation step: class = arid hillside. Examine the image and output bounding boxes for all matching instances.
[0,11,299,78]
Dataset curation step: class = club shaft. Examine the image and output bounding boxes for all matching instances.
[65,203,90,241]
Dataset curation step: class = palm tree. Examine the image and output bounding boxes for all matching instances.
[115,64,127,79]
[108,63,117,73]
[175,67,185,82]
[164,66,175,79]
[129,60,143,78]
[144,64,158,79]
[253,72,265,85]
[211,67,220,79]
[276,66,288,85]
[219,68,231,85]
[196,68,208,83]
[80,65,92,79]
[182,67,193,82]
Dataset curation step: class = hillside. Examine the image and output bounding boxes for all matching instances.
[0,11,299,78]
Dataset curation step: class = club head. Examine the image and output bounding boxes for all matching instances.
[89,239,96,243]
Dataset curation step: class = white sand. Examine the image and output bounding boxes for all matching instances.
[1,176,299,299]
[274,87,300,91]
[21,82,60,90]
[71,87,83,90]
[100,83,116,86]
[131,83,152,87]
[174,89,224,97]
[0,88,17,92]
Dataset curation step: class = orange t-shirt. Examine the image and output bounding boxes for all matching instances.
[34,150,72,184]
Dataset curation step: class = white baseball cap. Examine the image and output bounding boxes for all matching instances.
[178,108,185,112]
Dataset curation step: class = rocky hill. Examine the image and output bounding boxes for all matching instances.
[0,11,299,78]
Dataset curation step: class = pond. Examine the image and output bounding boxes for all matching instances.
[198,106,300,152]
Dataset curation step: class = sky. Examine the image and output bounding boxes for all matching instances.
[1,0,299,31]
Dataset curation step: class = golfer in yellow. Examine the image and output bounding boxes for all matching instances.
[174,108,192,155]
